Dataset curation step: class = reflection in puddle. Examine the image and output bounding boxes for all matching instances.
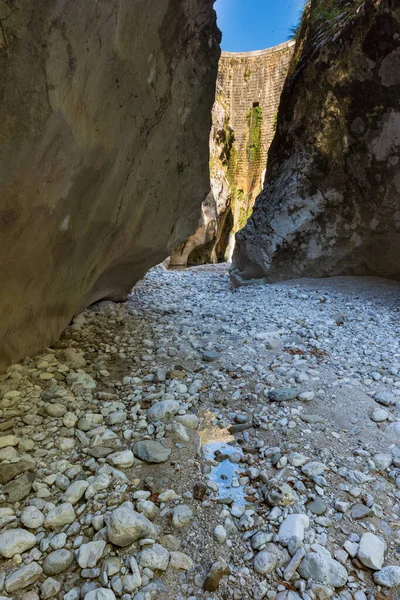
[200,411,246,506]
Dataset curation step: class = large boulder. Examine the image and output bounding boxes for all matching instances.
[232,0,400,284]
[0,0,220,369]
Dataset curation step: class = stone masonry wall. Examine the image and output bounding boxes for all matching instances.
[220,41,295,229]
[170,40,294,267]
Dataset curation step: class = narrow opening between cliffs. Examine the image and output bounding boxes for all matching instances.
[168,0,304,269]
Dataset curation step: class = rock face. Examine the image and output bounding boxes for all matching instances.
[0,0,220,369]
[170,42,294,267]
[232,0,400,284]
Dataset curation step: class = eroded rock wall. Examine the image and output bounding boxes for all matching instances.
[232,0,400,283]
[0,0,220,369]
[170,42,294,267]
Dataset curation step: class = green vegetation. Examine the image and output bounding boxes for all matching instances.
[244,68,252,82]
[273,111,278,131]
[311,0,341,25]
[246,105,263,167]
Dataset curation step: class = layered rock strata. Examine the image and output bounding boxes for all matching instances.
[232,0,400,283]
[0,0,220,369]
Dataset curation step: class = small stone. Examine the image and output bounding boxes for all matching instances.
[42,549,74,575]
[84,590,116,600]
[172,504,194,528]
[0,529,36,558]
[278,514,310,544]
[77,541,106,568]
[357,533,384,570]
[372,453,392,470]
[268,389,298,402]
[146,400,180,422]
[41,577,61,599]
[133,440,171,463]
[351,504,374,520]
[5,562,42,593]
[299,549,347,588]
[302,462,327,479]
[202,351,221,362]
[266,481,296,507]
[213,525,227,544]
[0,435,19,449]
[45,503,75,529]
[138,544,170,571]
[169,551,194,570]
[373,566,400,588]
[370,408,389,422]
[307,498,327,515]
[254,549,279,575]
[107,502,156,547]
[375,391,395,406]
[107,450,134,468]
[62,481,89,505]
[21,506,44,529]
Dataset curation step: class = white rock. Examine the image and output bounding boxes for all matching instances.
[0,528,36,558]
[84,590,116,600]
[138,544,170,571]
[20,506,44,529]
[214,525,227,544]
[77,540,106,568]
[107,502,156,547]
[62,481,89,505]
[357,533,385,570]
[107,450,134,468]
[278,514,310,544]
[44,503,75,529]
[374,566,400,588]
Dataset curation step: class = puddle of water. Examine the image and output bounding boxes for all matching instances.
[199,411,246,506]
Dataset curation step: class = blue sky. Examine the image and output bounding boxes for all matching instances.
[215,0,305,52]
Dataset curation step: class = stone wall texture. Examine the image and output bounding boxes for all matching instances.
[232,0,400,284]
[170,41,294,266]
[0,0,220,370]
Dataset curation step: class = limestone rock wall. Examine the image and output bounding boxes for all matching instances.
[232,0,400,283]
[0,0,220,369]
[170,41,294,267]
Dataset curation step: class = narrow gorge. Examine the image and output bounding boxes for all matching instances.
[0,2,400,600]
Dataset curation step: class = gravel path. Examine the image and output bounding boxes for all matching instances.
[1,265,400,600]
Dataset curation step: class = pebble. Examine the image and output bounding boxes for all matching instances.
[107,503,156,546]
[357,532,385,570]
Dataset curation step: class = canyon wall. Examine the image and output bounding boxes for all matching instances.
[232,0,400,284]
[170,41,294,266]
[0,0,220,370]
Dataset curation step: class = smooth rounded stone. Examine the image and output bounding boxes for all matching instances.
[268,389,298,402]
[254,549,279,575]
[107,502,156,547]
[307,498,327,515]
[299,549,348,588]
[5,562,42,593]
[213,525,227,544]
[159,534,181,551]
[62,480,89,505]
[107,450,134,468]
[202,351,221,362]
[171,504,194,528]
[302,462,327,479]
[45,403,67,417]
[0,435,19,449]
[375,391,395,406]
[372,453,392,470]
[203,559,230,592]
[357,533,384,570]
[169,551,194,570]
[84,590,116,600]
[44,503,75,529]
[276,593,302,600]
[136,500,158,520]
[278,514,309,544]
[373,566,400,588]
[288,452,308,467]
[77,540,107,568]
[266,482,296,507]
[0,446,18,461]
[138,544,170,571]
[21,506,44,529]
[175,414,199,430]
[0,528,36,558]
[41,577,61,599]
[50,532,67,550]
[251,531,273,550]
[132,440,171,463]
[370,408,389,422]
[43,549,74,575]
[146,400,180,422]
